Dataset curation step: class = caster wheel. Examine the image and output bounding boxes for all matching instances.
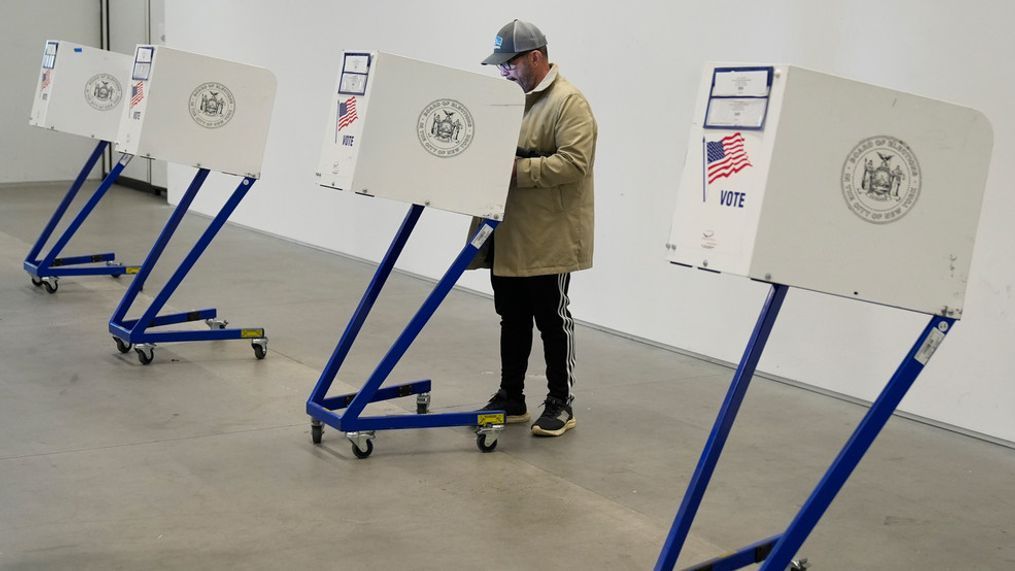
[42,280,58,294]
[113,337,132,354]
[416,404,428,414]
[311,423,323,444]
[135,347,154,365]
[476,434,498,453]
[31,277,43,287]
[252,341,267,360]
[351,439,373,459]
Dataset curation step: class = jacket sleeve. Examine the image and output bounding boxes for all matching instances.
[514,94,596,189]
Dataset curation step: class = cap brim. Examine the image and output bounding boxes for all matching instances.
[481,51,517,65]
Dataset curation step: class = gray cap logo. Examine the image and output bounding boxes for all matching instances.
[188,82,235,129]
[417,99,474,158]
[841,136,921,224]
[84,73,123,111]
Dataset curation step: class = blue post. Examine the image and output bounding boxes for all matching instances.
[308,204,424,404]
[342,217,500,424]
[110,168,209,325]
[132,177,256,331]
[760,315,954,570]
[656,283,789,571]
[25,141,107,263]
[36,153,133,272]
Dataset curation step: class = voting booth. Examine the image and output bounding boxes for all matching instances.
[307,51,524,458]
[115,45,276,179]
[657,64,993,571]
[316,51,520,218]
[107,45,277,365]
[24,40,140,291]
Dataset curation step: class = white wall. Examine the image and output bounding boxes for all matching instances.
[164,0,1015,442]
[0,1,102,183]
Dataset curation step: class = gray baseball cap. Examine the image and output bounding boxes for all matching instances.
[481,20,547,65]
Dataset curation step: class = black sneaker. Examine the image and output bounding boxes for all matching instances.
[531,396,576,437]
[481,388,529,423]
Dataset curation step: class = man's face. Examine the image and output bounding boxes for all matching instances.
[498,51,537,92]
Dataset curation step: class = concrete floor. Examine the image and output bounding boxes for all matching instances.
[1,182,1013,570]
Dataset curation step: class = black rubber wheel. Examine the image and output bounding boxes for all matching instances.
[136,347,154,365]
[416,404,429,414]
[476,434,498,453]
[311,424,323,444]
[252,342,266,360]
[42,280,58,294]
[351,440,373,459]
[114,337,132,354]
[31,277,43,287]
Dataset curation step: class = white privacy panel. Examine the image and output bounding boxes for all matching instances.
[316,51,524,219]
[115,45,276,178]
[29,40,133,143]
[668,64,993,318]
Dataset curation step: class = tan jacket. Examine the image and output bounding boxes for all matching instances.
[469,65,597,277]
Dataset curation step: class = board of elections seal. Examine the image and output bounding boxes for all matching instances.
[84,73,123,111]
[417,99,474,158]
[188,82,235,129]
[841,136,921,224]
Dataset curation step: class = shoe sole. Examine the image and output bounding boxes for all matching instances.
[506,413,530,424]
[531,417,576,437]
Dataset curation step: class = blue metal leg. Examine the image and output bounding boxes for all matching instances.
[131,177,256,332]
[36,153,133,273]
[308,204,424,405]
[110,169,209,326]
[306,207,504,444]
[342,217,500,425]
[25,141,107,264]
[760,315,954,570]
[656,284,789,571]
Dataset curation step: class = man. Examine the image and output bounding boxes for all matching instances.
[472,19,597,437]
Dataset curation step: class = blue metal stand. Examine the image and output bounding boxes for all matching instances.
[107,168,267,366]
[306,204,505,458]
[24,142,141,293]
[656,284,955,570]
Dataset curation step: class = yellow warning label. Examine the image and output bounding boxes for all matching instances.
[477,413,505,426]
[240,329,264,338]
[125,266,141,275]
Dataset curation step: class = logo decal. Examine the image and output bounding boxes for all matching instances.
[84,73,123,111]
[188,82,236,129]
[841,136,921,224]
[494,35,504,49]
[417,99,474,158]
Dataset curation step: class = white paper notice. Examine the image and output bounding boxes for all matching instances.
[706,98,768,129]
[712,70,770,97]
[339,73,367,94]
[43,41,58,69]
[343,54,370,73]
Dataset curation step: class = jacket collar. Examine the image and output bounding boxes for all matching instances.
[526,63,559,95]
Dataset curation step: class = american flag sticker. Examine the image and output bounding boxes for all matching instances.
[706,132,752,184]
[337,96,358,135]
[40,70,51,92]
[130,81,144,108]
